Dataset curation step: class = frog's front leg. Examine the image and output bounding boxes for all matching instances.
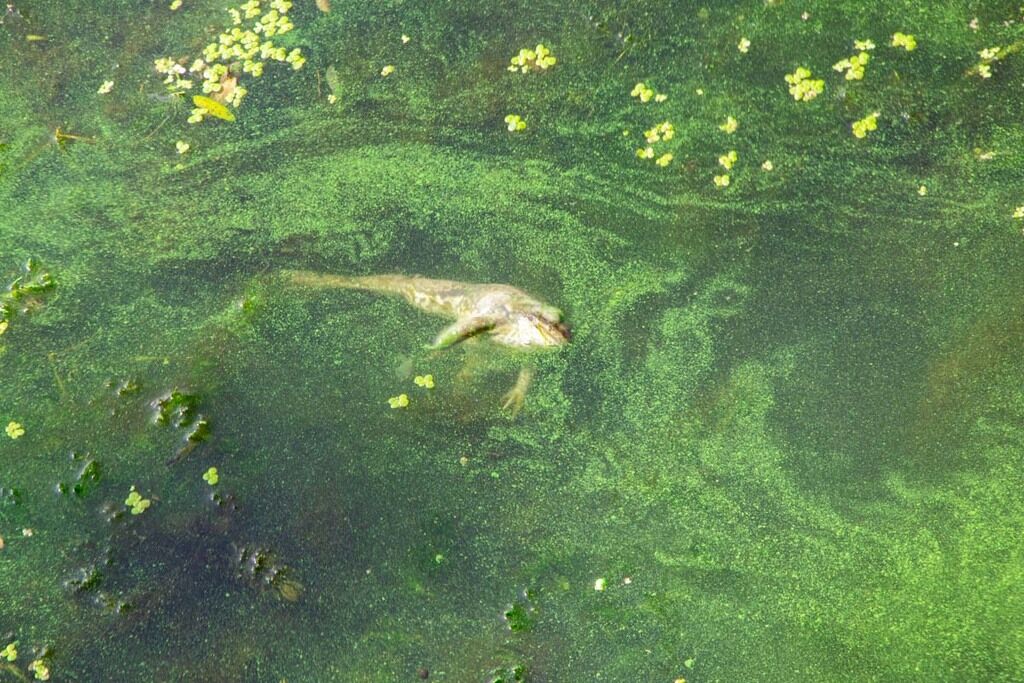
[426,316,497,351]
[501,366,534,417]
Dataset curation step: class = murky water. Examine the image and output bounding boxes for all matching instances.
[1,1,1023,681]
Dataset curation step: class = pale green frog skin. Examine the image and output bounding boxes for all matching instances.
[284,270,570,414]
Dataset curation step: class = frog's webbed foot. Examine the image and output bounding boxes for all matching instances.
[501,367,534,418]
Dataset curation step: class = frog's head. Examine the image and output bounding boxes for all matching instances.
[528,306,571,347]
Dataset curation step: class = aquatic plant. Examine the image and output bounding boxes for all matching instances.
[643,121,674,143]
[737,37,751,53]
[0,642,15,662]
[630,81,666,103]
[413,374,434,389]
[191,94,236,123]
[713,173,730,187]
[718,116,738,134]
[175,140,190,154]
[203,467,219,485]
[852,111,880,138]
[28,658,49,680]
[761,159,774,171]
[96,80,114,94]
[124,486,152,515]
[388,394,409,408]
[784,67,824,101]
[1013,206,1024,219]
[5,421,24,439]
[891,32,917,51]
[718,150,738,170]
[380,64,395,77]
[153,0,306,122]
[833,51,870,80]
[655,153,672,167]
[508,43,556,73]
[503,114,526,132]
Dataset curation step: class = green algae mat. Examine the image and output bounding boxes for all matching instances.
[2,1,1024,681]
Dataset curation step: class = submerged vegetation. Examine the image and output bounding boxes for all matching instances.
[1,0,1024,680]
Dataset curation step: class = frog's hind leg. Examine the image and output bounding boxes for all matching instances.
[500,366,534,418]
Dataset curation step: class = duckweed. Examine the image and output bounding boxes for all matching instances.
[124,486,152,515]
[388,394,409,408]
[738,37,751,53]
[5,421,24,439]
[630,81,666,103]
[785,67,824,101]
[655,153,673,167]
[413,374,435,389]
[156,0,304,122]
[643,121,674,143]
[1013,206,1024,219]
[891,32,917,51]
[833,51,870,80]
[380,64,395,77]
[175,140,190,154]
[0,642,15,662]
[508,43,556,73]
[718,150,738,170]
[28,659,49,681]
[504,114,526,132]
[713,174,730,187]
[718,116,738,134]
[203,467,219,485]
[852,111,880,138]
[96,80,114,94]
[761,159,774,171]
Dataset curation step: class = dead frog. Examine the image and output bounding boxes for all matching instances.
[284,270,570,415]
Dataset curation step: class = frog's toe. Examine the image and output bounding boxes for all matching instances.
[501,389,525,417]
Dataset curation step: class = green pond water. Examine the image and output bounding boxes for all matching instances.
[1,0,1023,681]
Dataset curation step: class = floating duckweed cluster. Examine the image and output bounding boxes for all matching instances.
[761,159,774,171]
[737,37,751,53]
[153,0,305,123]
[0,642,15,661]
[718,116,738,134]
[5,421,24,439]
[833,50,871,80]
[413,374,435,389]
[643,121,674,144]
[380,64,395,77]
[508,44,556,73]
[891,32,917,51]
[713,173,730,188]
[124,486,152,515]
[175,140,190,154]
[718,150,737,170]
[630,82,666,103]
[852,111,880,138]
[97,80,114,94]
[388,394,409,409]
[203,467,219,485]
[1013,206,1024,219]
[968,41,1024,79]
[635,121,674,166]
[785,67,824,101]
[504,114,526,132]
[28,658,50,681]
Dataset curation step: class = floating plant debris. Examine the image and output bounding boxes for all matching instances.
[2,259,55,335]
[232,542,303,602]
